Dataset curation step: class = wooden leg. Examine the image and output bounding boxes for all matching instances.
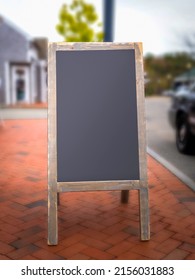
[57,193,60,205]
[121,190,129,203]
[48,188,58,245]
[139,188,150,241]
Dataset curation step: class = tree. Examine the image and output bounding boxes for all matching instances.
[144,52,195,96]
[56,0,103,42]
[183,33,195,59]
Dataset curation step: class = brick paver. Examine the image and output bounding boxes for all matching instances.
[0,119,194,260]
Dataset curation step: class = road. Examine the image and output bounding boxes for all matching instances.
[1,98,195,190]
[145,96,195,191]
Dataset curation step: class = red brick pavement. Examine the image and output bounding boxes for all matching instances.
[0,119,194,260]
[1,102,48,109]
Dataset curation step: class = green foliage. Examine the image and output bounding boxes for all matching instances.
[56,0,103,42]
[144,52,195,96]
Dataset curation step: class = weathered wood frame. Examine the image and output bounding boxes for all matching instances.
[48,42,150,245]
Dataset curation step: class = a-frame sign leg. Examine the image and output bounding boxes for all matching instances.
[121,190,129,203]
[48,187,58,245]
[139,187,150,241]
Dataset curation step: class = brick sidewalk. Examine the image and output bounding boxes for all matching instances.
[0,120,194,260]
[0,102,48,109]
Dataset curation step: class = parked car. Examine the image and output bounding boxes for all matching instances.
[162,89,175,97]
[168,83,195,154]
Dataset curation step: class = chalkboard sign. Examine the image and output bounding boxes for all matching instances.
[48,42,149,245]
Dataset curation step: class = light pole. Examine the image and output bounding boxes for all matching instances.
[104,0,115,42]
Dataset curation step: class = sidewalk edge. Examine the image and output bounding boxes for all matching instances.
[147,147,195,192]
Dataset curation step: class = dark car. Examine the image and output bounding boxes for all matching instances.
[168,83,195,154]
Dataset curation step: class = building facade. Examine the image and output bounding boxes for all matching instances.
[0,15,47,106]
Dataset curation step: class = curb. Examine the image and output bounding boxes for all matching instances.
[147,147,195,192]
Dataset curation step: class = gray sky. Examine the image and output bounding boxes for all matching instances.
[115,0,195,54]
[0,0,194,55]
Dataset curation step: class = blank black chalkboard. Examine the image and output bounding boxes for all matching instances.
[56,49,140,182]
[48,43,150,245]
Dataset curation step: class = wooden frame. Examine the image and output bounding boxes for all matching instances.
[48,42,150,245]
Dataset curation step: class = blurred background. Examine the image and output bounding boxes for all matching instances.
[1,0,195,100]
[0,0,195,190]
